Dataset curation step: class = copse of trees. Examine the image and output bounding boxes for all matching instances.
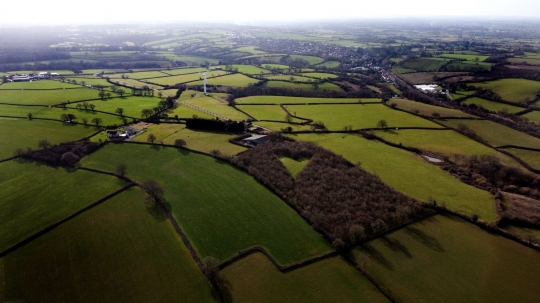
[18,141,99,165]
[185,118,245,133]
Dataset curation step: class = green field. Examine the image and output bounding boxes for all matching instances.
[180,93,249,121]
[0,88,104,106]
[0,187,214,303]
[445,61,491,72]
[451,90,475,100]
[116,71,169,80]
[189,73,259,87]
[392,67,416,74]
[221,253,390,303]
[439,54,489,61]
[279,157,309,177]
[287,104,442,130]
[68,77,116,87]
[147,71,228,86]
[389,98,473,117]
[232,46,266,55]
[254,121,313,132]
[131,124,246,155]
[236,105,297,122]
[463,97,525,113]
[354,214,540,303]
[165,103,214,119]
[439,119,540,149]
[266,75,315,82]
[0,80,79,90]
[315,61,340,68]
[81,144,330,264]
[503,148,540,170]
[223,65,270,75]
[66,95,162,119]
[291,133,496,220]
[289,55,324,65]
[0,160,124,252]
[402,58,447,71]
[471,78,540,103]
[507,57,540,65]
[236,96,374,104]
[109,78,163,89]
[301,72,338,79]
[265,80,341,90]
[262,64,290,70]
[162,67,208,75]
[375,129,521,167]
[523,110,540,124]
[0,119,98,159]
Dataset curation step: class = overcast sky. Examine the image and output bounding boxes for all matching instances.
[2,0,540,25]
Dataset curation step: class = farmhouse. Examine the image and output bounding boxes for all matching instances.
[414,84,440,93]
[241,135,270,146]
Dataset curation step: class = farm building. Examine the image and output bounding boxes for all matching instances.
[241,135,270,146]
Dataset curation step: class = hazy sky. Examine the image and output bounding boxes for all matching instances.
[2,0,540,24]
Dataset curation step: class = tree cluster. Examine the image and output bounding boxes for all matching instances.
[185,118,245,132]
[18,141,100,165]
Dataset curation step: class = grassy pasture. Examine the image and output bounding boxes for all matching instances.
[162,67,208,75]
[254,121,313,132]
[375,129,521,167]
[67,95,162,118]
[398,72,466,84]
[236,96,376,104]
[221,253,390,303]
[0,80,79,90]
[0,160,124,252]
[291,133,496,220]
[402,58,447,71]
[180,92,249,121]
[354,214,540,303]
[0,187,214,303]
[0,119,98,159]
[315,60,340,68]
[503,148,540,170]
[80,144,330,264]
[131,123,246,155]
[300,72,338,79]
[155,54,219,65]
[165,103,214,119]
[392,67,416,74]
[507,57,540,65]
[190,73,259,87]
[262,64,290,70]
[122,71,170,79]
[450,89,475,100]
[439,54,489,61]
[266,75,315,82]
[236,105,294,122]
[109,78,163,89]
[445,61,491,71]
[223,65,270,75]
[69,77,115,87]
[279,157,309,178]
[231,46,266,54]
[145,71,228,86]
[388,98,473,117]
[439,119,540,149]
[289,55,324,65]
[265,80,341,90]
[523,110,540,124]
[0,88,103,106]
[287,104,442,130]
[470,78,540,103]
[462,97,525,113]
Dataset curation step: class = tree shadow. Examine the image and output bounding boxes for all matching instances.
[218,276,233,303]
[404,226,445,252]
[177,148,190,156]
[380,236,412,258]
[359,243,395,271]
[144,197,170,222]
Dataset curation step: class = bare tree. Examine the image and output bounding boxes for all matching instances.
[116,89,125,97]
[115,108,124,116]
[174,139,187,147]
[376,119,388,129]
[38,139,51,150]
[116,164,128,177]
[140,179,164,202]
[147,133,157,144]
[91,117,102,127]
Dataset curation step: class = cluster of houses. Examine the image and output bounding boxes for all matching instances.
[8,72,60,82]
[106,128,137,140]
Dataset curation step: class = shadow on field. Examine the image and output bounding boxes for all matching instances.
[404,226,445,252]
[360,243,394,271]
[380,236,412,258]
[144,198,171,222]
[177,148,190,156]
[219,276,233,303]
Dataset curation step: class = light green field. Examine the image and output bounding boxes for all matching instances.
[156,54,219,65]
[375,129,521,167]
[162,67,208,75]
[392,67,416,74]
[224,65,270,75]
[0,88,103,106]
[523,110,540,123]
[265,80,341,90]
[190,73,259,87]
[402,58,447,71]
[279,157,309,177]
[119,71,169,80]
[254,121,313,132]
[315,61,340,68]
[165,103,214,119]
[463,97,525,113]
[439,54,489,61]
[288,104,442,130]
[471,78,540,103]
[232,46,266,55]
[504,148,540,170]
[262,64,290,70]
[68,77,115,87]
[0,187,214,303]
[291,133,496,220]
[236,96,374,104]
[0,80,79,90]
[451,90,475,100]
[266,75,315,82]
[0,160,124,252]
[81,144,331,264]
[131,124,246,155]
[236,105,299,122]
[507,57,540,65]
[0,119,98,159]
[354,214,540,303]
[221,253,390,303]
[439,119,540,149]
[109,78,163,89]
[67,95,161,119]
[180,93,249,121]
[445,61,491,71]
[149,71,228,86]
[301,72,338,79]
[389,99,473,118]
[289,55,324,65]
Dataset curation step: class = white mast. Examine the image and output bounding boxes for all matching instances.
[203,66,211,95]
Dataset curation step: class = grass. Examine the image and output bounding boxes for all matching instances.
[0,119,98,160]
[0,160,124,252]
[289,55,324,65]
[287,104,442,130]
[231,46,266,55]
[262,64,290,70]
[375,129,521,167]
[0,88,104,106]
[388,98,473,117]
[266,75,315,82]
[116,71,169,80]
[291,133,496,220]
[131,124,246,155]
[254,121,313,132]
[68,77,115,87]
[223,65,270,75]
[470,78,540,103]
[236,105,297,121]
[164,103,214,119]
[189,73,259,87]
[445,61,491,72]
[0,80,79,90]
[279,157,309,177]
[438,119,540,149]
[109,78,163,89]
[507,57,540,65]
[354,214,540,303]
[439,54,489,61]
[265,80,341,90]
[503,148,540,170]
[148,71,228,86]
[392,67,416,74]
[451,90,475,100]
[180,92,249,121]
[402,58,447,71]
[161,67,208,75]
[0,187,214,303]
[80,144,331,264]
[462,97,525,113]
[398,72,466,85]
[523,110,540,124]
[300,72,338,79]
[236,96,375,104]
[315,61,340,68]
[220,253,390,303]
[66,95,162,119]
